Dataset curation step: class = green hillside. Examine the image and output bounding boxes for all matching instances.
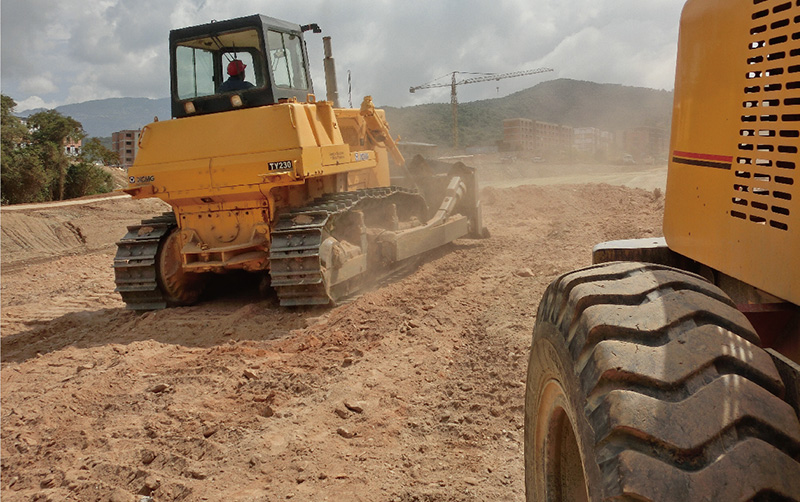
[382,78,673,148]
[11,79,672,148]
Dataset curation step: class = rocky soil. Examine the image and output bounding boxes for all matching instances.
[1,160,665,502]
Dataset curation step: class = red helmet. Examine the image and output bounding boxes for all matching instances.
[227,60,246,76]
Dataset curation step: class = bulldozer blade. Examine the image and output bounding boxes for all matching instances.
[403,155,487,239]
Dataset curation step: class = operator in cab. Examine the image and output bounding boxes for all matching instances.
[220,60,255,92]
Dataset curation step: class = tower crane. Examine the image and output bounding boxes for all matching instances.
[410,67,553,148]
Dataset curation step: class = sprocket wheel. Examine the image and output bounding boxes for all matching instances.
[156,228,206,306]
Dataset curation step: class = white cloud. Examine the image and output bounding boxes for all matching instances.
[19,74,58,95]
[1,0,686,109]
[15,96,59,112]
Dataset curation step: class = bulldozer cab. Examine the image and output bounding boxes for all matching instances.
[169,15,313,118]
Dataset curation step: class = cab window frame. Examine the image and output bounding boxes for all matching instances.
[266,29,309,91]
[174,26,268,100]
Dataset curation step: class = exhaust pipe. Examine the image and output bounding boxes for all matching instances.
[323,36,340,108]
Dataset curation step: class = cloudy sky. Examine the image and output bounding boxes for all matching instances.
[1,0,686,112]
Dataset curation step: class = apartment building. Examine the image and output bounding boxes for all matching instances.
[112,130,140,168]
[574,127,614,159]
[615,126,669,162]
[63,137,82,156]
[503,118,535,151]
[503,118,574,159]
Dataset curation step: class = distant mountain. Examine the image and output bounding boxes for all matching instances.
[383,78,673,148]
[18,97,171,138]
[13,79,672,144]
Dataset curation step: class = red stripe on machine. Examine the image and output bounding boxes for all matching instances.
[673,151,733,163]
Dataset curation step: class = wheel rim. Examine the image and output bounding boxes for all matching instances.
[537,379,589,502]
[157,229,204,305]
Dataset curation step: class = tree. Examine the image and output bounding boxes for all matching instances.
[1,95,49,204]
[64,161,113,199]
[1,94,114,204]
[82,137,119,166]
[1,95,29,148]
[1,149,50,205]
[27,109,85,200]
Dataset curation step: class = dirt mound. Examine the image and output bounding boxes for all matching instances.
[102,165,131,190]
[1,196,168,270]
[1,181,663,501]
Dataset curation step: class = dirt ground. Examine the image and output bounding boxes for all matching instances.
[1,158,665,502]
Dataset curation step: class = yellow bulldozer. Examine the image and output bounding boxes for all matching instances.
[114,15,485,309]
[524,0,800,500]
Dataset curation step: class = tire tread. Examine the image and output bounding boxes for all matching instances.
[530,262,800,501]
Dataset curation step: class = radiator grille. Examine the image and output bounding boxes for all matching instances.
[736,0,799,231]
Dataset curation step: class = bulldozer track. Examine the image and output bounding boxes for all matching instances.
[269,186,423,307]
[113,212,177,311]
[113,188,427,310]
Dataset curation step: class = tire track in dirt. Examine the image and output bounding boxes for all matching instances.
[1,180,664,501]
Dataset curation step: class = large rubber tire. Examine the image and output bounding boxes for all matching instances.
[524,262,800,501]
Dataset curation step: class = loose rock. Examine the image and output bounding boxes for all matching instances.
[144,475,160,491]
[141,450,156,465]
[343,400,364,414]
[146,383,169,393]
[188,469,208,480]
[336,427,356,439]
[514,268,535,278]
[108,488,136,502]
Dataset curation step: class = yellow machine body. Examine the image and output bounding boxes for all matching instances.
[542,3,800,499]
[114,15,485,309]
[124,98,393,273]
[116,14,484,309]
[664,0,799,304]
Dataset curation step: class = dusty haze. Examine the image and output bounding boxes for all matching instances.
[1,156,665,501]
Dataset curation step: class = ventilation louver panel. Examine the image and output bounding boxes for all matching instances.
[737,0,799,231]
